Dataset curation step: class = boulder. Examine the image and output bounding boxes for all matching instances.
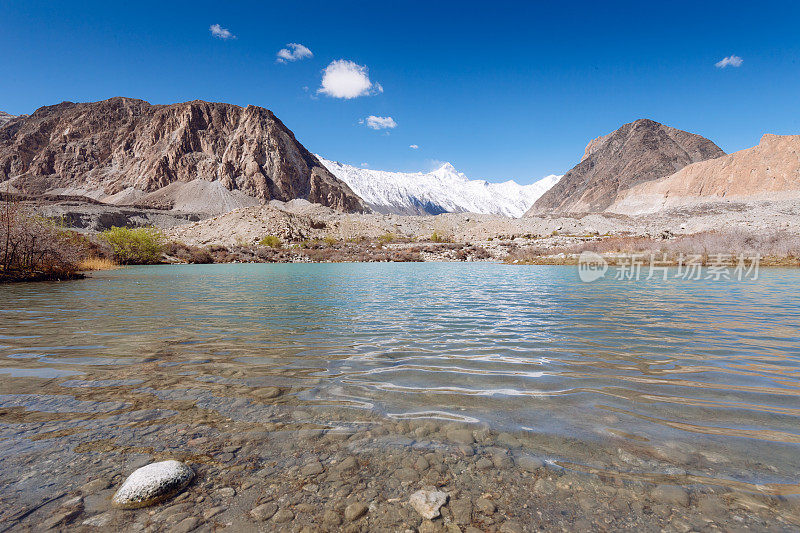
[111,460,194,509]
[409,489,449,519]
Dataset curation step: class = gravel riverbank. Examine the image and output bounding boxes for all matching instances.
[1,379,798,532]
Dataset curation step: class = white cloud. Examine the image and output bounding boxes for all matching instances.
[209,24,235,40]
[277,43,313,63]
[364,116,397,130]
[715,55,743,68]
[318,60,383,99]
[361,162,370,168]
[409,144,419,150]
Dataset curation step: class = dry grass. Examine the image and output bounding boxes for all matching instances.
[508,229,800,266]
[571,230,800,258]
[78,256,119,270]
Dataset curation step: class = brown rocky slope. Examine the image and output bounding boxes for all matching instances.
[526,119,725,215]
[0,111,16,127]
[0,97,366,214]
[609,134,800,214]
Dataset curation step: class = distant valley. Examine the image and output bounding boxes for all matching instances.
[1,97,799,233]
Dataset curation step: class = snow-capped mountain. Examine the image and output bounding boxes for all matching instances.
[318,157,561,217]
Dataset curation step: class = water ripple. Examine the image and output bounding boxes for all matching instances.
[0,262,799,488]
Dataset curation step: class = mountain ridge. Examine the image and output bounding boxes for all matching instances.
[0,97,366,214]
[526,118,726,215]
[609,133,800,214]
[0,111,16,127]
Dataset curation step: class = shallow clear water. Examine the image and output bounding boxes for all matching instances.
[1,262,799,498]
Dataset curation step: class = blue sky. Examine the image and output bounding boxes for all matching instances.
[2,1,799,183]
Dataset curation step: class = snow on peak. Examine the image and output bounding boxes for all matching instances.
[317,156,561,217]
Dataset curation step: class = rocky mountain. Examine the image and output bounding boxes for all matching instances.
[0,111,16,127]
[526,119,725,215]
[319,157,561,217]
[609,134,800,214]
[0,98,365,214]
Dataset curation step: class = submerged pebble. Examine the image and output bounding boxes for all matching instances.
[250,502,278,521]
[111,460,194,509]
[409,489,449,519]
[476,497,497,514]
[344,501,369,521]
[650,484,690,507]
[448,429,475,444]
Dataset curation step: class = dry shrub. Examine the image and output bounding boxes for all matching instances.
[1,198,86,281]
[430,232,453,243]
[297,242,422,262]
[377,232,396,245]
[165,241,215,264]
[574,230,800,258]
[469,246,492,260]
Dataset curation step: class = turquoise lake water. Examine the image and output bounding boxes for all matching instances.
[1,262,799,495]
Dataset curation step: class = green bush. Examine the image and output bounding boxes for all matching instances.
[100,226,164,265]
[378,232,396,244]
[259,235,283,248]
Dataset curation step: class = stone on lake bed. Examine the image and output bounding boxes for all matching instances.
[298,428,325,440]
[82,511,114,527]
[81,478,111,494]
[250,502,278,521]
[447,429,475,444]
[273,509,295,523]
[344,501,369,521]
[337,456,358,471]
[213,487,236,498]
[409,489,449,519]
[476,497,497,514]
[112,460,194,509]
[499,520,525,533]
[496,432,521,448]
[300,461,325,476]
[650,484,690,507]
[476,457,494,470]
[323,509,343,526]
[255,386,282,399]
[515,454,545,472]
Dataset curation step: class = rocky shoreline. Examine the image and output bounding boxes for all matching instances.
[0,271,86,284]
[1,194,792,271]
[4,411,799,532]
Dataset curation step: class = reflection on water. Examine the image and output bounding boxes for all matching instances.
[0,263,799,500]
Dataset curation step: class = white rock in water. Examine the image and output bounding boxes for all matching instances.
[409,489,449,519]
[112,460,194,509]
